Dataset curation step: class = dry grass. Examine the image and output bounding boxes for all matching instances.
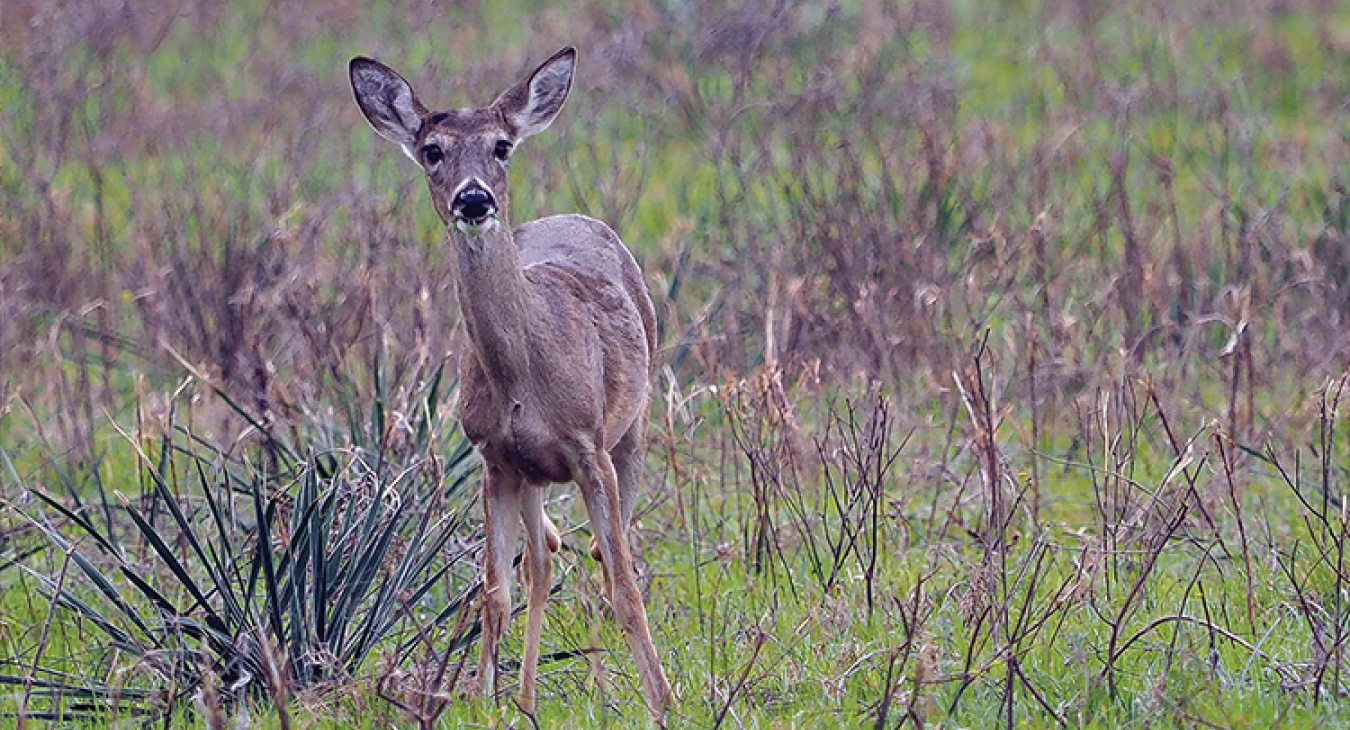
[5,0,1350,726]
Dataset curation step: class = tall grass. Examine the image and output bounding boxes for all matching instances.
[5,0,1350,726]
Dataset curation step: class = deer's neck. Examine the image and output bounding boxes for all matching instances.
[450,224,536,392]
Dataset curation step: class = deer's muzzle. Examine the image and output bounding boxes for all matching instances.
[452,180,497,224]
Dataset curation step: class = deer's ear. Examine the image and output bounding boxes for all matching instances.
[494,47,575,140]
[350,57,427,157]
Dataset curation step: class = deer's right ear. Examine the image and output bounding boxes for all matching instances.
[350,57,427,158]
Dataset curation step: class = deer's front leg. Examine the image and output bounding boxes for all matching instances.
[518,483,560,715]
[478,464,523,703]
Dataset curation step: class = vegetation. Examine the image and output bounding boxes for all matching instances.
[4,0,1350,726]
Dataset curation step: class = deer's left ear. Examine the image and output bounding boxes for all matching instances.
[494,47,576,140]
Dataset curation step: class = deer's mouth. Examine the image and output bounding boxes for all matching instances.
[454,213,500,235]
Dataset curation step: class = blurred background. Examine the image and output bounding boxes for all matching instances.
[6,0,1350,725]
[5,0,1349,452]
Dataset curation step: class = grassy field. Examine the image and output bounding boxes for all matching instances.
[6,0,1350,727]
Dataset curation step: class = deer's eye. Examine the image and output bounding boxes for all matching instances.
[422,144,444,165]
[494,139,513,161]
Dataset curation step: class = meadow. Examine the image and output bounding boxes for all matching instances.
[4,0,1350,727]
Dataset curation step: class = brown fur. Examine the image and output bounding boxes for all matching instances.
[350,47,671,722]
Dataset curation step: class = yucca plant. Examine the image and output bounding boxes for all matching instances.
[1,362,482,722]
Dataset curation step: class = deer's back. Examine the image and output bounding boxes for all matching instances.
[517,214,656,361]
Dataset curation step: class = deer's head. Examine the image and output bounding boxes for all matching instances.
[350,47,576,236]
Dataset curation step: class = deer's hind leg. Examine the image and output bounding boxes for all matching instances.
[613,405,648,530]
[575,446,671,721]
[518,482,560,715]
[589,411,648,564]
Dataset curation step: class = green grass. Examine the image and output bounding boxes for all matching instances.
[8,0,1350,727]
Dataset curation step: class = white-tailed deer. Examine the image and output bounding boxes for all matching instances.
[349,48,671,721]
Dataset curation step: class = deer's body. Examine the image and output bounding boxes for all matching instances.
[457,214,655,479]
[350,49,670,722]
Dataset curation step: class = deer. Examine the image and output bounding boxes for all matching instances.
[349,47,672,722]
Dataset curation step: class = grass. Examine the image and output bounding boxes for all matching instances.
[7,0,1350,727]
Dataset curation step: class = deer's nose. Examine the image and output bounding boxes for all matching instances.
[452,183,496,222]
